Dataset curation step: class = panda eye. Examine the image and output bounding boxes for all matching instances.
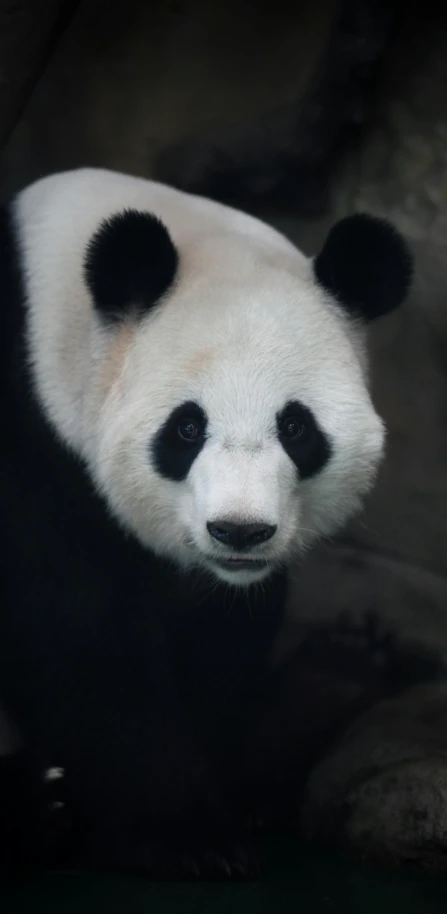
[177,417,204,443]
[276,400,331,481]
[153,401,207,481]
[279,416,308,441]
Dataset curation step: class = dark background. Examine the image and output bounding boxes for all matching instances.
[1,0,447,907]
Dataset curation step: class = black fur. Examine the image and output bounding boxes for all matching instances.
[0,205,286,877]
[84,209,178,322]
[153,401,208,482]
[277,400,332,480]
[314,214,413,320]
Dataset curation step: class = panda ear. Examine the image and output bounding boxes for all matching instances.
[313,214,413,321]
[84,209,178,322]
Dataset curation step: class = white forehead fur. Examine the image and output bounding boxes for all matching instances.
[14,167,385,582]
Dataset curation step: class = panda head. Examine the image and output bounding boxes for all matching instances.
[78,207,413,585]
[30,197,412,587]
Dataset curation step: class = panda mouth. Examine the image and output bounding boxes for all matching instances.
[213,557,269,572]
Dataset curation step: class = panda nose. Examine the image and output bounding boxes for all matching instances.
[207,521,277,550]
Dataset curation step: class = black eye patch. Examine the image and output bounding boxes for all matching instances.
[277,400,331,479]
[152,401,208,481]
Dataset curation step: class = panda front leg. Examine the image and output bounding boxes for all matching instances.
[72,721,260,880]
[43,651,260,881]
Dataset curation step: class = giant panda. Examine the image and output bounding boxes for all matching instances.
[0,167,412,879]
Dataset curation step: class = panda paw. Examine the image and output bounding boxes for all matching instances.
[185,840,262,880]
[92,836,262,881]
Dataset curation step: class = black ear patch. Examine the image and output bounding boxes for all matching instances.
[314,213,413,321]
[84,209,178,321]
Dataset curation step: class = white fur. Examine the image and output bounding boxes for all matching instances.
[14,167,385,585]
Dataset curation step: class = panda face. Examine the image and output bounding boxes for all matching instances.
[151,394,332,585]
[90,269,385,587]
[16,169,411,588]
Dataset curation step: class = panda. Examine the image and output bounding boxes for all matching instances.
[0,167,412,879]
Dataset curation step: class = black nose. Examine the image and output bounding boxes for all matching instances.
[207,521,277,550]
